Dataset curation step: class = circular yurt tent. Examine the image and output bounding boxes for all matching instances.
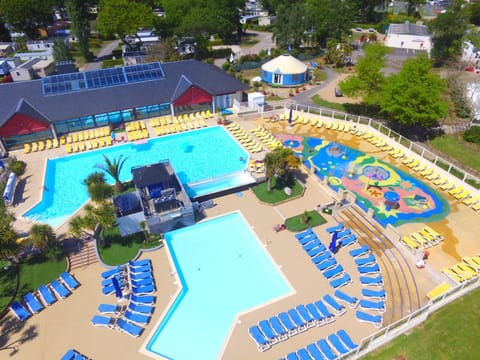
[261,54,308,87]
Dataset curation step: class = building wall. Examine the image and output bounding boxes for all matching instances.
[11,68,34,81]
[385,33,432,52]
[261,70,307,87]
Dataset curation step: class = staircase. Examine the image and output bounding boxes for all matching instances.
[65,236,98,271]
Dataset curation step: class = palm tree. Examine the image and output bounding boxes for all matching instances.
[264,147,301,191]
[264,150,282,192]
[30,224,56,251]
[95,155,128,192]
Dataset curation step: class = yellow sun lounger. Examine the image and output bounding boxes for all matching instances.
[420,168,433,177]
[455,190,470,200]
[451,264,477,279]
[407,159,420,168]
[413,163,427,173]
[427,282,451,301]
[472,203,480,211]
[24,143,31,154]
[401,236,420,251]
[463,195,478,206]
[441,268,467,283]
[462,257,480,272]
[448,186,463,196]
[423,226,444,241]
[440,181,455,191]
[402,157,415,165]
[409,232,432,247]
[426,171,440,181]
[433,177,447,186]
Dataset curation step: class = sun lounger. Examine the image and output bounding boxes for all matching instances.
[454,263,477,277]
[360,275,384,286]
[427,282,452,301]
[60,349,83,360]
[38,284,57,305]
[326,223,344,234]
[59,272,80,290]
[131,278,155,288]
[98,303,123,314]
[433,177,448,186]
[330,273,352,289]
[278,312,299,336]
[462,257,480,272]
[401,236,420,251]
[297,233,317,245]
[50,280,71,299]
[349,245,370,258]
[9,301,31,321]
[129,264,151,274]
[306,343,325,360]
[407,159,419,168]
[323,264,344,279]
[328,333,350,355]
[295,228,314,240]
[128,259,152,268]
[357,263,380,274]
[23,293,44,313]
[323,294,346,316]
[128,302,153,315]
[448,186,463,196]
[102,266,123,280]
[130,294,156,305]
[340,234,357,247]
[334,289,359,308]
[362,288,386,299]
[409,232,432,247]
[116,318,143,337]
[269,316,290,339]
[317,339,337,360]
[91,315,116,328]
[258,320,280,344]
[336,228,351,239]
[297,348,311,360]
[285,352,299,360]
[249,325,271,351]
[455,190,470,200]
[317,257,337,272]
[440,181,455,191]
[311,250,331,264]
[132,284,155,294]
[124,310,150,325]
[355,254,376,267]
[441,267,467,283]
[303,239,321,251]
[355,310,382,328]
[314,300,335,322]
[287,309,308,332]
[418,229,439,244]
[359,299,386,312]
[423,226,444,241]
[463,195,478,206]
[305,303,326,325]
[130,271,153,281]
[295,305,316,327]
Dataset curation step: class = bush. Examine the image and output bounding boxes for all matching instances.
[9,160,26,176]
[209,48,231,59]
[463,126,480,145]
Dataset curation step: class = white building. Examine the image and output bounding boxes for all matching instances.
[384,22,432,54]
[10,58,55,82]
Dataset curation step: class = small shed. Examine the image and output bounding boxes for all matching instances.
[261,54,308,87]
[248,92,265,108]
[384,22,432,53]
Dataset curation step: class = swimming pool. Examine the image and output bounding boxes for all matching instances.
[24,127,249,227]
[145,212,292,359]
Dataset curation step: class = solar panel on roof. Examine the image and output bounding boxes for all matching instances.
[42,62,165,96]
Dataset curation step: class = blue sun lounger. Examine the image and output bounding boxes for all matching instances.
[326,223,344,234]
[334,289,359,308]
[306,343,324,360]
[362,288,386,299]
[307,245,327,258]
[323,264,344,280]
[132,284,155,294]
[340,234,357,247]
[355,254,376,267]
[306,303,326,325]
[336,228,351,239]
[356,310,382,328]
[259,320,280,344]
[116,318,143,337]
[337,329,358,350]
[329,273,352,289]
[128,302,153,315]
[288,309,308,332]
[59,272,80,290]
[131,278,155,288]
[317,339,337,360]
[50,280,71,299]
[98,303,122,314]
[9,301,31,321]
[297,348,312,360]
[314,300,335,322]
[129,264,151,274]
[286,352,299,360]
[268,316,289,340]
[297,234,317,245]
[312,250,330,264]
[38,284,57,305]
[360,275,383,286]
[91,315,115,328]
[102,282,124,296]
[124,310,150,325]
[317,257,337,272]
[61,349,84,360]
[328,333,349,355]
[349,245,370,258]
[296,305,316,326]
[23,293,44,313]
[130,294,156,305]
[101,266,123,280]
[278,312,298,335]
[303,239,321,251]
[358,263,380,274]
[248,325,270,351]
[359,299,386,312]
[128,259,151,268]
[130,271,153,281]
[295,228,314,240]
[102,276,122,287]
[323,294,346,316]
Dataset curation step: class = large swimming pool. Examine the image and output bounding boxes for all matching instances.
[146,212,292,360]
[24,127,249,227]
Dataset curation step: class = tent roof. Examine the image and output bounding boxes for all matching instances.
[262,54,308,74]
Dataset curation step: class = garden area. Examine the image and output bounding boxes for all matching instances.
[285,210,327,232]
[252,176,304,205]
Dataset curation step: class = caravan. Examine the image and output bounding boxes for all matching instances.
[3,172,17,206]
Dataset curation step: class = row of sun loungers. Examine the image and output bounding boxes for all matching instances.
[9,272,80,321]
[126,129,149,141]
[61,349,90,360]
[248,159,265,173]
[441,255,480,283]
[64,127,111,144]
[125,120,146,132]
[65,137,113,153]
[149,114,207,130]
[280,329,359,360]
[401,225,445,251]
[225,122,263,153]
[24,138,61,153]
[250,126,283,150]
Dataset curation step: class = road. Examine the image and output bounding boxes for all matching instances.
[83,39,120,71]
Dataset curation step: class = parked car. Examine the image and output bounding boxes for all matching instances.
[335,88,343,97]
[368,28,375,33]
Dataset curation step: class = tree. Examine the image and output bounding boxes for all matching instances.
[264,147,301,191]
[470,2,480,26]
[0,0,54,39]
[380,54,448,128]
[272,1,309,49]
[97,0,155,49]
[350,0,385,23]
[406,0,425,17]
[30,224,56,251]
[53,38,73,62]
[69,216,86,238]
[65,0,91,60]
[339,43,389,106]
[0,17,12,42]
[84,171,114,203]
[0,209,19,261]
[84,202,116,230]
[95,155,128,192]
[325,39,353,68]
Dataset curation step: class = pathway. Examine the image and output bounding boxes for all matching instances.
[83,39,121,71]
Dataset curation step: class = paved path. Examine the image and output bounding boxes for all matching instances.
[83,39,121,71]
[290,67,339,107]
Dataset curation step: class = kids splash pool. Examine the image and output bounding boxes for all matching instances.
[24,127,251,227]
[145,212,292,359]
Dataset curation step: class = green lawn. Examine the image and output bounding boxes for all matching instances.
[363,287,480,360]
[311,95,348,112]
[98,227,161,266]
[0,260,16,310]
[252,177,304,205]
[285,211,327,232]
[429,134,480,173]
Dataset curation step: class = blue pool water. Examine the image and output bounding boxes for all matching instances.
[24,127,248,227]
[146,212,292,360]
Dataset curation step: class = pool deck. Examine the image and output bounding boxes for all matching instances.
[2,115,480,359]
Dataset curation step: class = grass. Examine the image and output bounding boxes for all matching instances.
[363,287,480,360]
[429,134,480,174]
[311,95,348,112]
[0,260,16,310]
[285,211,327,232]
[252,177,304,205]
[98,226,161,266]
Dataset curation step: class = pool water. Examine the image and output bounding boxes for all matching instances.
[146,212,292,359]
[24,127,248,227]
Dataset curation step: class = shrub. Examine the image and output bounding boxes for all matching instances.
[463,126,480,145]
[9,159,26,176]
